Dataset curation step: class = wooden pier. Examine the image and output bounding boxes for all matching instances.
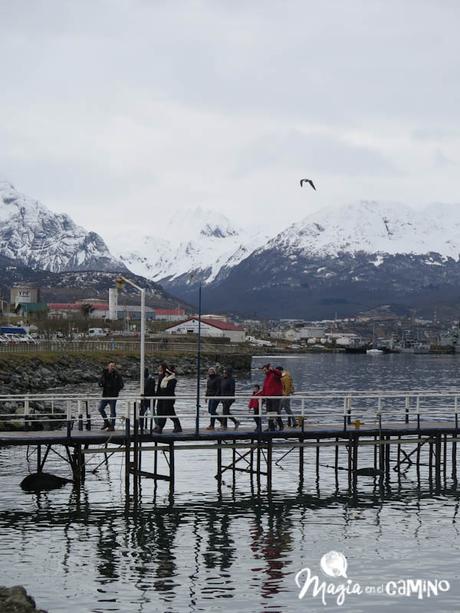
[1,389,460,499]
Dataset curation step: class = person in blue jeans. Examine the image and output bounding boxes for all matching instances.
[205,367,221,430]
[98,362,124,431]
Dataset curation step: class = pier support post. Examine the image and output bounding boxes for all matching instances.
[169,442,175,498]
[267,441,272,492]
[36,445,41,474]
[452,435,457,481]
[385,436,391,479]
[256,443,261,490]
[133,403,139,501]
[347,436,352,490]
[351,434,358,491]
[373,436,377,471]
[316,438,320,483]
[443,434,447,485]
[299,436,304,484]
[429,440,434,484]
[378,435,385,481]
[435,435,442,488]
[72,444,85,485]
[125,417,131,497]
[216,443,223,493]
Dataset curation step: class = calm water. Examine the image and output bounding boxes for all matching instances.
[1,354,460,612]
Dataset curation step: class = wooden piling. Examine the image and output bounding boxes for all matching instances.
[124,417,131,496]
[36,445,41,474]
[452,434,457,481]
[298,436,305,485]
[316,438,320,482]
[267,441,272,491]
[169,442,175,498]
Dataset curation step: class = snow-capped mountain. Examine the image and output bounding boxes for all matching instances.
[112,206,270,285]
[0,181,126,272]
[161,200,460,319]
[263,200,460,260]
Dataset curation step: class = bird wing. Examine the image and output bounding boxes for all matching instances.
[309,180,316,191]
[300,179,305,187]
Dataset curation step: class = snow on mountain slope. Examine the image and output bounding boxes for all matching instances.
[112,207,270,284]
[263,200,460,260]
[0,181,126,272]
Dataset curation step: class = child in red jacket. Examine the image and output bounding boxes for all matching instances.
[248,384,262,431]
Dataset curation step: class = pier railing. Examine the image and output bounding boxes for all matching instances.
[1,390,460,435]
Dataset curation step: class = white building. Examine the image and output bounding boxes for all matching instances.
[164,318,246,343]
[295,326,327,342]
[325,332,362,347]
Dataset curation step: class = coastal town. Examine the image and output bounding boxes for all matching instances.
[1,283,459,355]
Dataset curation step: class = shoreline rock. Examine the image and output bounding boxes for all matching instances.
[0,352,252,397]
[0,586,47,613]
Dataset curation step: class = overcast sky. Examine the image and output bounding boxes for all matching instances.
[0,0,459,243]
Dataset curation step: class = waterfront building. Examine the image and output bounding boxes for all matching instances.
[164,317,246,343]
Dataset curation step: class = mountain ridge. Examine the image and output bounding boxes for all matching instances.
[0,181,127,273]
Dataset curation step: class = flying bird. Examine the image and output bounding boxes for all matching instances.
[300,178,316,190]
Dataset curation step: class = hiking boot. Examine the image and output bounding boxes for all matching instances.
[206,425,215,431]
[233,420,240,430]
[100,421,109,430]
[173,427,183,433]
[107,425,115,432]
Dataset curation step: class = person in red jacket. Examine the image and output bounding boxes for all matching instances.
[248,384,262,431]
[261,364,284,431]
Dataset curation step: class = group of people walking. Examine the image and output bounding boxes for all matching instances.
[98,361,296,434]
[98,361,182,434]
[205,367,241,430]
[248,364,296,432]
[206,362,296,432]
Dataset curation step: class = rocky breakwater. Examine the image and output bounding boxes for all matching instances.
[0,352,251,395]
[0,352,251,429]
[0,586,47,613]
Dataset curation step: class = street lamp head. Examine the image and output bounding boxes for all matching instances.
[115,276,125,290]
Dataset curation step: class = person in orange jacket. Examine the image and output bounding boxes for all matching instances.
[277,366,296,428]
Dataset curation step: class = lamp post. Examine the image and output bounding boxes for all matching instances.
[195,282,202,436]
[115,276,146,395]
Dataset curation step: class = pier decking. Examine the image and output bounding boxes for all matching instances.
[1,390,459,497]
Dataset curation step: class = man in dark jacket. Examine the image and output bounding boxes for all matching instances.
[205,367,222,430]
[219,368,240,430]
[98,362,124,431]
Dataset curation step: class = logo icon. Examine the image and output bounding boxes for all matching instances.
[320,551,348,578]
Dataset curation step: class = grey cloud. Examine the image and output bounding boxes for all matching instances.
[234,130,399,177]
[0,0,459,242]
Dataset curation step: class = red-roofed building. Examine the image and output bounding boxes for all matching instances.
[155,307,187,322]
[164,317,246,343]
